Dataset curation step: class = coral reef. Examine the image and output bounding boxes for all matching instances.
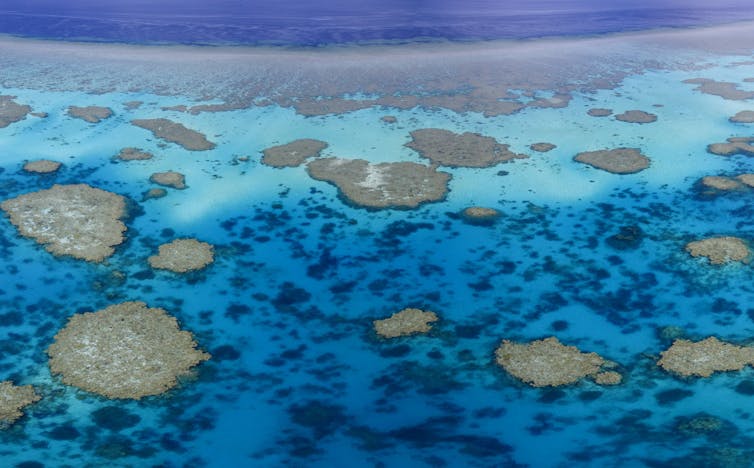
[676,415,724,435]
[460,207,502,225]
[495,337,621,387]
[0,381,40,429]
[707,137,754,157]
[116,147,153,161]
[132,118,216,151]
[373,308,439,338]
[306,158,450,209]
[142,188,168,201]
[685,236,750,265]
[730,110,754,123]
[22,159,61,174]
[605,225,644,250]
[0,95,31,128]
[683,78,754,100]
[530,142,556,152]
[615,110,657,123]
[47,301,210,399]
[593,371,622,385]
[700,176,743,191]
[737,173,754,187]
[149,171,186,189]
[658,337,754,377]
[67,105,113,123]
[574,147,650,174]
[405,128,526,168]
[261,139,328,168]
[587,108,612,117]
[148,238,215,273]
[1,184,127,262]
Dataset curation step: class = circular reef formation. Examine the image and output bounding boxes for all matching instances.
[1,184,128,262]
[405,128,526,168]
[495,337,621,387]
[530,142,556,152]
[574,147,650,174]
[116,147,153,161]
[615,110,657,124]
[22,159,61,174]
[0,381,40,429]
[587,108,612,117]
[150,171,186,189]
[460,206,502,225]
[373,308,439,338]
[142,188,168,201]
[47,301,210,399]
[658,337,754,377]
[148,238,215,273]
[261,139,328,168]
[685,236,750,265]
[306,157,450,209]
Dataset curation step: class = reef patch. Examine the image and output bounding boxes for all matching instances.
[47,301,210,399]
[148,238,214,273]
[306,158,450,209]
[373,308,439,338]
[67,105,113,123]
[683,78,754,100]
[495,337,621,387]
[0,95,31,128]
[23,160,61,174]
[405,128,526,168]
[730,110,754,123]
[587,108,612,117]
[460,207,502,225]
[116,147,153,161]
[686,236,750,265]
[1,184,127,262]
[574,148,650,174]
[0,381,40,429]
[615,110,657,123]
[261,139,328,168]
[658,337,754,377]
[530,142,556,152]
[707,137,754,157]
[132,118,216,151]
[150,171,186,189]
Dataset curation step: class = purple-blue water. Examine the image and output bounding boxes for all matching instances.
[1,0,754,45]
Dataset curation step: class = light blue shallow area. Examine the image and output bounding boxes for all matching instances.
[2,53,754,467]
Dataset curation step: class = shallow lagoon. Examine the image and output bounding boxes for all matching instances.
[3,23,754,467]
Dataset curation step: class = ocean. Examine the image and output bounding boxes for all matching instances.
[2,0,754,45]
[2,2,754,468]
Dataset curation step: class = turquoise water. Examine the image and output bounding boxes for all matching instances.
[3,28,754,467]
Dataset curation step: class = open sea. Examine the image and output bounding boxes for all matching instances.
[3,1,754,467]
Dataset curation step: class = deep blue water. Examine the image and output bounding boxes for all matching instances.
[2,0,754,45]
